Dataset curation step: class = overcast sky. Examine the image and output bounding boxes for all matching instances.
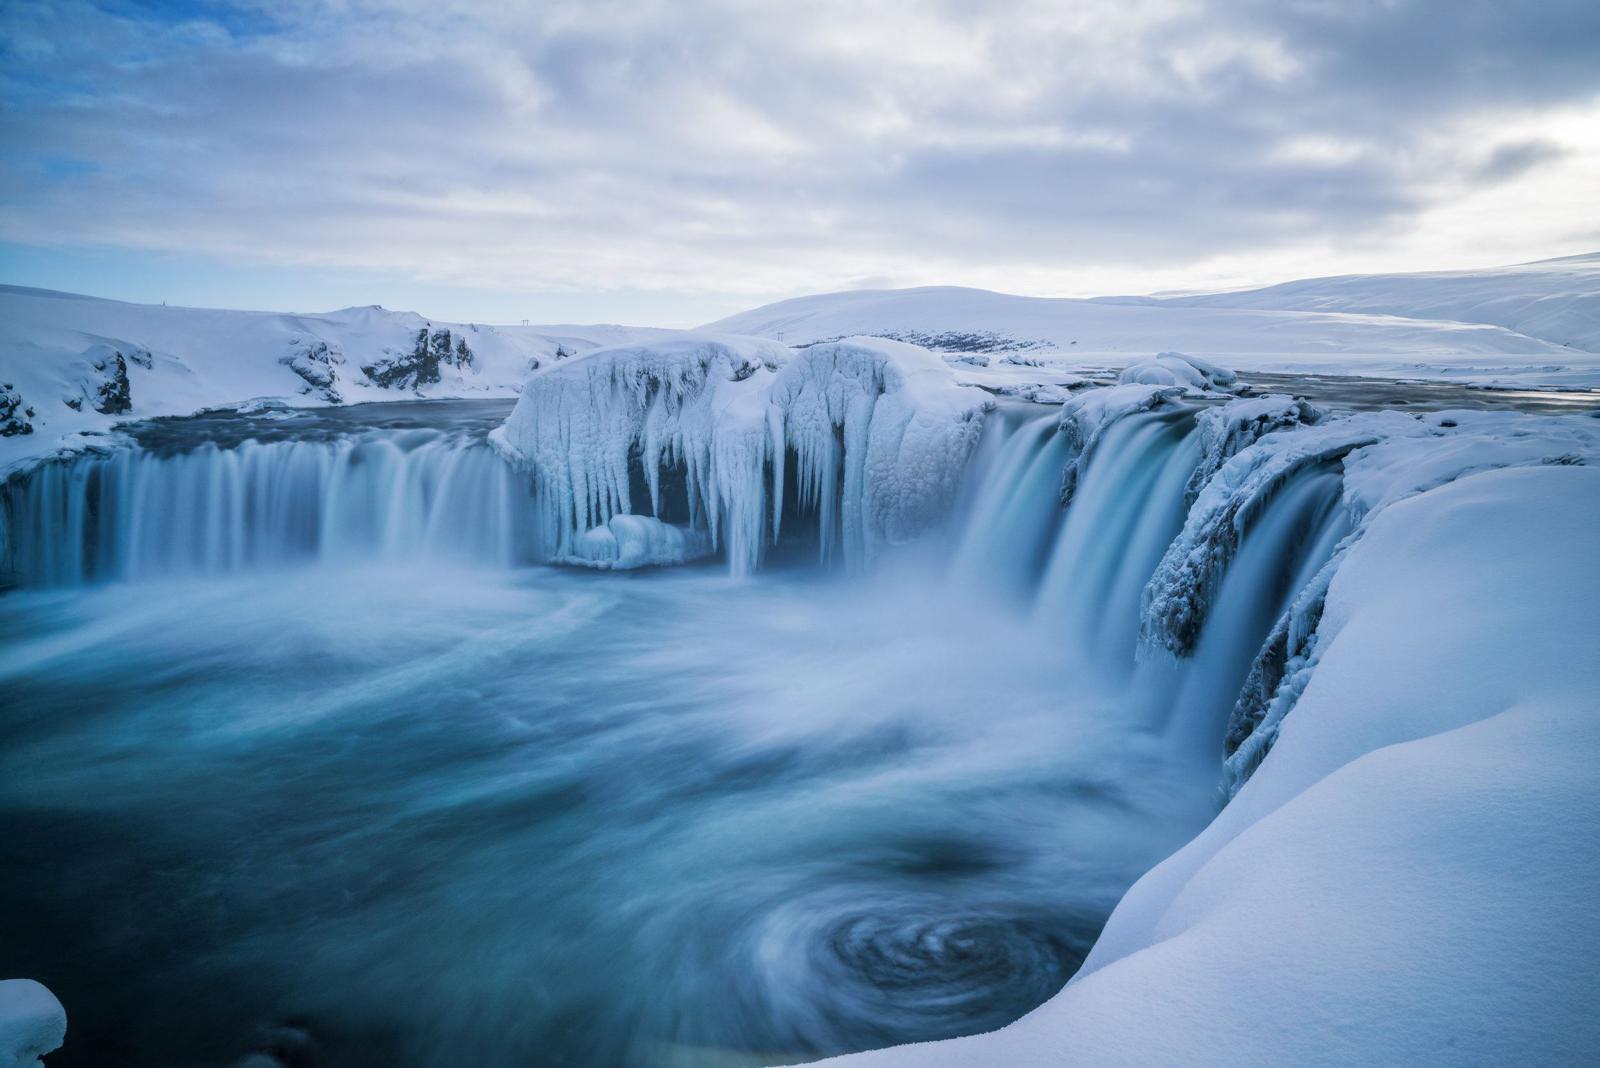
[3,0,1598,325]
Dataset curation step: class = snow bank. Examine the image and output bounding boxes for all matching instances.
[499,335,988,575]
[826,463,1600,1066]
[1116,351,1237,393]
[0,980,65,1068]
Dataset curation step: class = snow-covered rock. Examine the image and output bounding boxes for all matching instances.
[825,463,1600,1066]
[498,334,989,575]
[1116,351,1237,393]
[562,514,714,570]
[0,979,65,1068]
[1183,394,1324,505]
[1054,384,1186,505]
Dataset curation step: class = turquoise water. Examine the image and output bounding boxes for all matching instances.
[0,559,1211,1066]
[2,392,1380,1066]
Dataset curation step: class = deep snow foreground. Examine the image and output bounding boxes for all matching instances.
[496,334,988,574]
[827,464,1600,1066]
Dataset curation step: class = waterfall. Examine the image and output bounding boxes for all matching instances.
[1032,408,1201,677]
[4,391,1358,766]
[1,430,541,586]
[944,394,1349,761]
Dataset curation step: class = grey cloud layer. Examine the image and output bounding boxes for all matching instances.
[3,0,1597,296]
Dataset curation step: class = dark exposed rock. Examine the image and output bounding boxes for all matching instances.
[798,330,1047,353]
[280,340,344,403]
[361,327,475,391]
[92,350,132,414]
[0,382,33,436]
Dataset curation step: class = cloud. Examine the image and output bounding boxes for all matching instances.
[2,0,1598,311]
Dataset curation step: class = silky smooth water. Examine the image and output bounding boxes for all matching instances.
[0,393,1367,1066]
[0,566,1212,1067]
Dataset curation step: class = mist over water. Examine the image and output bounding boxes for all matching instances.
[0,397,1354,1065]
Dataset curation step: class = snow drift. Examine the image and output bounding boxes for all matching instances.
[497,334,990,575]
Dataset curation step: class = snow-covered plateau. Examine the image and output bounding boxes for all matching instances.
[2,254,1598,1066]
[705,251,1600,392]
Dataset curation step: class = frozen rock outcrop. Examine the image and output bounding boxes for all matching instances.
[0,384,33,437]
[362,326,476,390]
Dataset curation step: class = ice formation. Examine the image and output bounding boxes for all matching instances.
[498,334,989,576]
[1140,409,1420,656]
[0,980,65,1068]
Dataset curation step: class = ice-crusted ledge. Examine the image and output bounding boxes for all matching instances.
[0,979,65,1068]
[498,333,990,576]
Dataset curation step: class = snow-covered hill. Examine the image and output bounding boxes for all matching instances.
[1155,251,1600,352]
[702,255,1600,390]
[0,285,673,474]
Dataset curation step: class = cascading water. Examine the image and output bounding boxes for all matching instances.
[943,394,1349,763]
[2,425,541,586]
[1162,464,1350,755]
[948,412,1072,599]
[1031,408,1202,676]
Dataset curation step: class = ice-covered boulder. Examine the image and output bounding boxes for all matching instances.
[561,514,713,570]
[0,979,65,1068]
[499,334,989,575]
[1116,351,1238,393]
